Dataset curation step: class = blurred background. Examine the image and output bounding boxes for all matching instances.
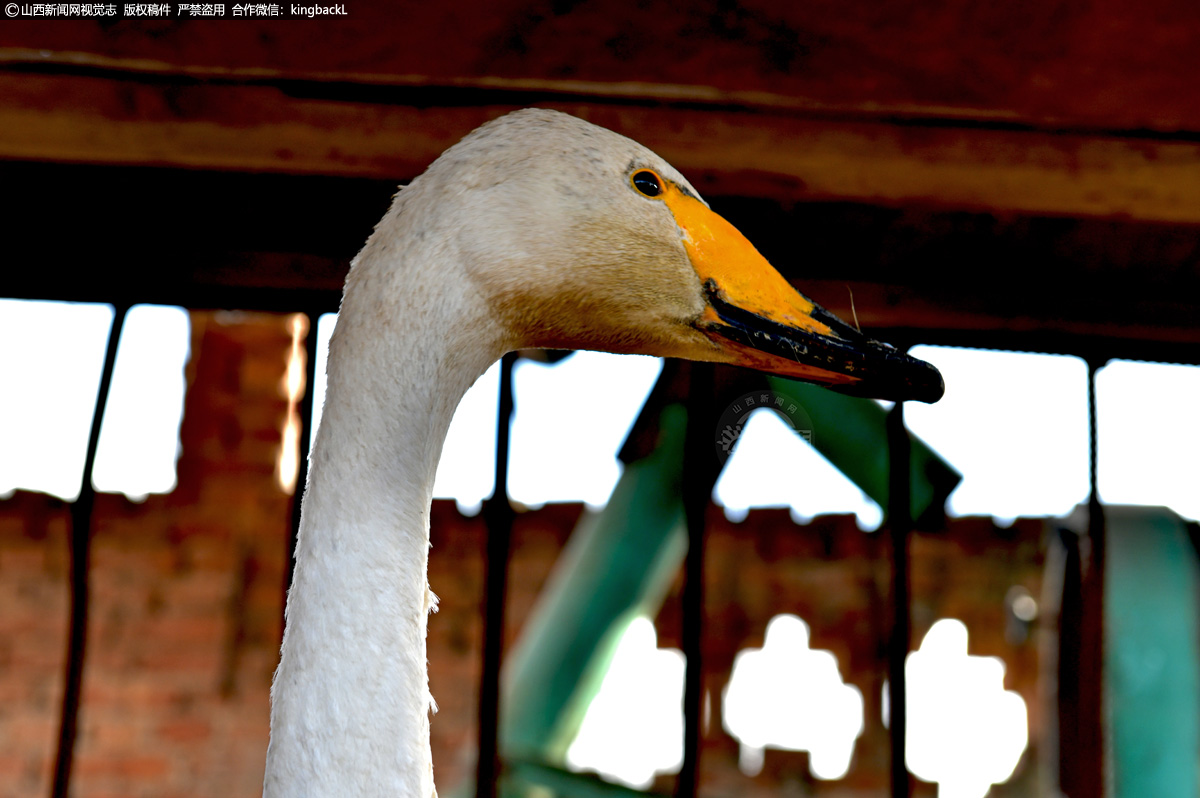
[1,3,1198,797]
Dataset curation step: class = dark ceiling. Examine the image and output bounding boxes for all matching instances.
[3,1,1198,362]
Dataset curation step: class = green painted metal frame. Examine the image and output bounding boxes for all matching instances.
[505,759,670,798]
[501,403,690,763]
[499,369,960,794]
[1106,506,1200,798]
[764,376,960,528]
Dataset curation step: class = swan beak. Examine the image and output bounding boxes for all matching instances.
[665,189,944,404]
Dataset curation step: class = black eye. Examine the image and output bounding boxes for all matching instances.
[631,170,662,197]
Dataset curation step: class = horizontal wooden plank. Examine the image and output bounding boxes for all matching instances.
[802,280,1200,362]
[3,0,1200,132]
[2,162,1197,362]
[4,73,1200,223]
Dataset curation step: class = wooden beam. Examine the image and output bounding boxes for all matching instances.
[2,161,1197,361]
[796,281,1200,364]
[5,72,1200,223]
[4,0,1200,132]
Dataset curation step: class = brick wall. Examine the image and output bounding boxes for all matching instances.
[0,311,293,798]
[666,511,1044,798]
[0,312,1046,798]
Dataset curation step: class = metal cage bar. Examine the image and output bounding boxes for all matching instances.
[51,303,129,798]
[677,363,718,798]
[477,352,517,798]
[886,400,914,798]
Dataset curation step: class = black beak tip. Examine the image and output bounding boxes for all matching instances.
[832,353,945,404]
[700,288,945,403]
[910,360,946,404]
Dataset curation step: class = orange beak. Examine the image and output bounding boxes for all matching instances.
[664,184,943,403]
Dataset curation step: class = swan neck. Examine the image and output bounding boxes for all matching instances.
[265,228,505,797]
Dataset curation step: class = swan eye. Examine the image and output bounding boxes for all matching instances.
[631,170,663,198]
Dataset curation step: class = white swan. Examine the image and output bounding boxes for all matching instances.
[264,108,942,797]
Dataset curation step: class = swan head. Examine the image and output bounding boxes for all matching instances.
[416,109,943,403]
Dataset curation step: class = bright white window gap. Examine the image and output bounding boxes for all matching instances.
[507,352,662,510]
[723,614,864,780]
[566,616,685,789]
[713,408,883,530]
[308,312,336,452]
[1096,359,1200,521]
[433,361,500,515]
[905,346,1090,525]
[92,305,190,501]
[0,299,114,501]
[886,619,1028,798]
[0,301,190,502]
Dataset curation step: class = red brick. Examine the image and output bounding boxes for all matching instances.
[75,754,170,780]
[81,718,140,751]
[157,718,212,743]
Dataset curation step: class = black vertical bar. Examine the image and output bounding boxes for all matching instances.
[52,303,128,798]
[1082,358,1109,795]
[886,400,913,798]
[284,312,321,617]
[1084,358,1107,783]
[1054,526,1086,795]
[1056,357,1108,798]
[677,362,716,798]
[1087,360,1101,506]
[477,352,517,798]
[1086,358,1107,598]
